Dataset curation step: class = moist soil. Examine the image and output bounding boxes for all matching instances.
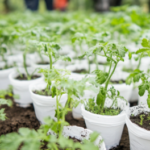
[15,74,41,80]
[130,112,150,131]
[0,97,139,150]
[110,80,126,84]
[33,89,52,96]
[72,69,88,74]
[37,61,49,65]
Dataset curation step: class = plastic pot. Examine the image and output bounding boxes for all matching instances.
[72,89,98,120]
[29,81,67,124]
[111,83,133,102]
[48,125,106,150]
[63,126,106,150]
[126,105,150,150]
[0,62,14,90]
[9,68,43,107]
[81,105,127,149]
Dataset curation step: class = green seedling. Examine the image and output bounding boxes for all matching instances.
[126,38,150,108]
[139,114,145,126]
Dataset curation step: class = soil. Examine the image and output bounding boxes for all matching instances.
[0,96,132,150]
[0,98,40,135]
[130,112,150,131]
[33,89,52,96]
[15,74,41,80]
[72,69,88,74]
[37,61,49,65]
[110,80,126,84]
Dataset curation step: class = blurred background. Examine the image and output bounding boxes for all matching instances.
[0,0,150,13]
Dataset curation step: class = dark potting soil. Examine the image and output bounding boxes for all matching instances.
[110,80,126,84]
[33,89,52,96]
[15,74,41,80]
[37,61,49,65]
[72,69,88,74]
[0,97,40,135]
[130,112,150,131]
[0,97,130,150]
[130,101,138,107]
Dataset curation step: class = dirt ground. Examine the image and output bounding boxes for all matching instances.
[0,97,137,150]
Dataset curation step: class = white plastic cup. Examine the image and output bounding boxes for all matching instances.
[0,62,14,90]
[29,81,67,124]
[9,68,43,107]
[126,114,150,150]
[62,126,106,150]
[81,105,126,149]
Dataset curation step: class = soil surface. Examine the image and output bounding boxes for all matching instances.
[15,74,41,80]
[110,80,126,84]
[37,61,49,65]
[130,112,150,131]
[33,89,52,96]
[0,97,139,150]
[72,69,88,74]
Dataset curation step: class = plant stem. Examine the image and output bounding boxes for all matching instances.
[88,57,91,73]
[105,62,117,90]
[49,52,53,70]
[23,52,30,80]
[56,89,60,121]
[137,56,142,69]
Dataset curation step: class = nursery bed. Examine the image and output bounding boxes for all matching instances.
[0,97,138,150]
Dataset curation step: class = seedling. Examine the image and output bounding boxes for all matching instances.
[0,86,13,121]
[139,114,145,126]
[126,38,150,108]
[80,42,128,114]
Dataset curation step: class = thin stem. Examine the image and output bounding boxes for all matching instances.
[23,52,30,80]
[105,62,117,90]
[49,52,53,70]
[88,57,91,73]
[137,56,142,69]
[56,88,60,121]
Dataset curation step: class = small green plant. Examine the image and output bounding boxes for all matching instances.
[126,38,150,108]
[0,45,9,69]
[0,86,13,121]
[80,42,128,115]
[36,42,71,96]
[139,114,145,126]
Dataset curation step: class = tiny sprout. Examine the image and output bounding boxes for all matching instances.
[139,114,145,126]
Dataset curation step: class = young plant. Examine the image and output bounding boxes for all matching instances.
[139,114,145,126]
[0,45,9,69]
[37,42,71,94]
[0,86,13,121]
[80,42,128,113]
[126,38,150,108]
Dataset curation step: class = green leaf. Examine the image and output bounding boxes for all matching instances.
[138,84,147,96]
[147,94,150,108]
[141,38,150,47]
[136,48,150,54]
[89,132,99,142]
[96,87,106,107]
[128,51,132,60]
